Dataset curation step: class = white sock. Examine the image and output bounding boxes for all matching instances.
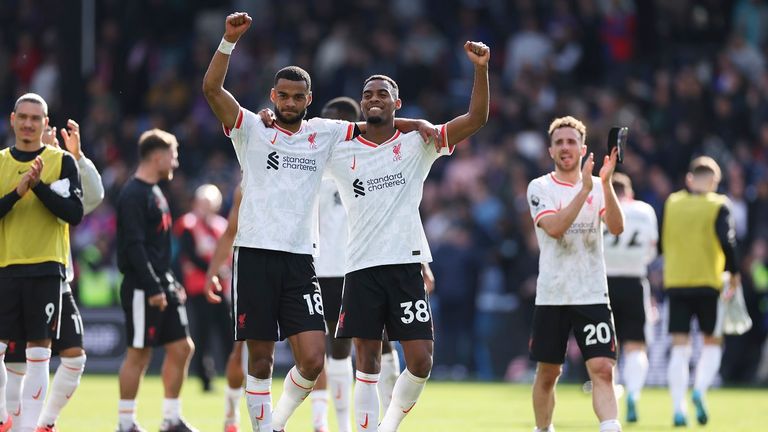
[5,362,25,426]
[162,398,181,423]
[668,345,691,414]
[0,343,8,422]
[118,399,137,430]
[378,352,400,412]
[533,426,555,432]
[353,371,379,432]
[245,375,272,431]
[19,347,51,431]
[694,345,722,394]
[623,350,648,400]
[224,386,243,426]
[326,357,353,432]
[37,355,86,427]
[599,419,622,432]
[379,369,428,432]
[272,366,316,430]
[310,389,329,430]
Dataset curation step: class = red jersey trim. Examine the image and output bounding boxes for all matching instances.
[549,173,575,187]
[440,124,455,154]
[223,109,244,137]
[599,207,607,217]
[345,123,355,141]
[273,121,302,136]
[356,130,401,148]
[534,209,557,225]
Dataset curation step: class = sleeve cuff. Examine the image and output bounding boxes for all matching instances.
[439,124,454,154]
[223,109,244,137]
[534,209,557,225]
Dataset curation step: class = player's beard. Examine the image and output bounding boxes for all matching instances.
[274,105,306,125]
[366,115,383,124]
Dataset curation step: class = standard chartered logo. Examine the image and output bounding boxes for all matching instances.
[265,151,317,172]
[353,172,407,197]
[267,152,279,170]
[353,179,366,197]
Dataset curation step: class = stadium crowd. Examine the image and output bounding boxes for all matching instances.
[1,0,767,385]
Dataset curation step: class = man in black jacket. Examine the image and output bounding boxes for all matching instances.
[115,129,196,432]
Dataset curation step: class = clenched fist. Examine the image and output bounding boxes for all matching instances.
[464,41,490,66]
[224,12,252,43]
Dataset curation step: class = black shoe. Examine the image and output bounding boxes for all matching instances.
[159,418,199,432]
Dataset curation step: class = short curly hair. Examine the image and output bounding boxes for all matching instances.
[548,116,586,143]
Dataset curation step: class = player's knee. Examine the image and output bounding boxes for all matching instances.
[298,351,326,379]
[535,365,562,386]
[588,358,614,382]
[407,354,432,378]
[249,355,274,378]
[61,353,87,371]
[330,338,352,359]
[167,338,194,361]
[180,338,195,358]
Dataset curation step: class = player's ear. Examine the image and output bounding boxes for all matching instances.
[580,143,587,156]
[9,112,14,127]
[548,145,555,160]
[269,88,276,104]
[394,98,402,110]
[306,92,313,107]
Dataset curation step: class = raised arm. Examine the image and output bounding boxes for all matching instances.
[599,147,624,236]
[56,119,105,214]
[204,187,242,303]
[444,41,490,147]
[202,12,252,130]
[537,154,595,239]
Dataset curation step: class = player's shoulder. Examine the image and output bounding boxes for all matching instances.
[42,144,68,156]
[307,116,349,132]
[630,199,656,214]
[238,108,266,132]
[527,173,552,190]
[117,179,148,205]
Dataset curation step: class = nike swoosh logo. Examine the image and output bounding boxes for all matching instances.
[360,413,369,429]
[65,391,75,399]
[13,406,21,416]
[32,387,43,400]
[18,169,28,175]
[350,155,356,170]
[270,132,278,144]
[403,402,416,413]
[335,386,342,400]
[255,404,264,420]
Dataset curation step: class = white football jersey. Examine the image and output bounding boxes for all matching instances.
[225,108,355,255]
[603,198,658,277]
[527,173,609,305]
[327,126,453,273]
[315,179,348,277]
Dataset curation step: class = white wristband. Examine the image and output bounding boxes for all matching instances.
[218,38,236,55]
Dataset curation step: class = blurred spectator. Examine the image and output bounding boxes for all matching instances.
[1,0,768,382]
[174,184,232,392]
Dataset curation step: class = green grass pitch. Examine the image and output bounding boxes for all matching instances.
[56,375,767,431]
